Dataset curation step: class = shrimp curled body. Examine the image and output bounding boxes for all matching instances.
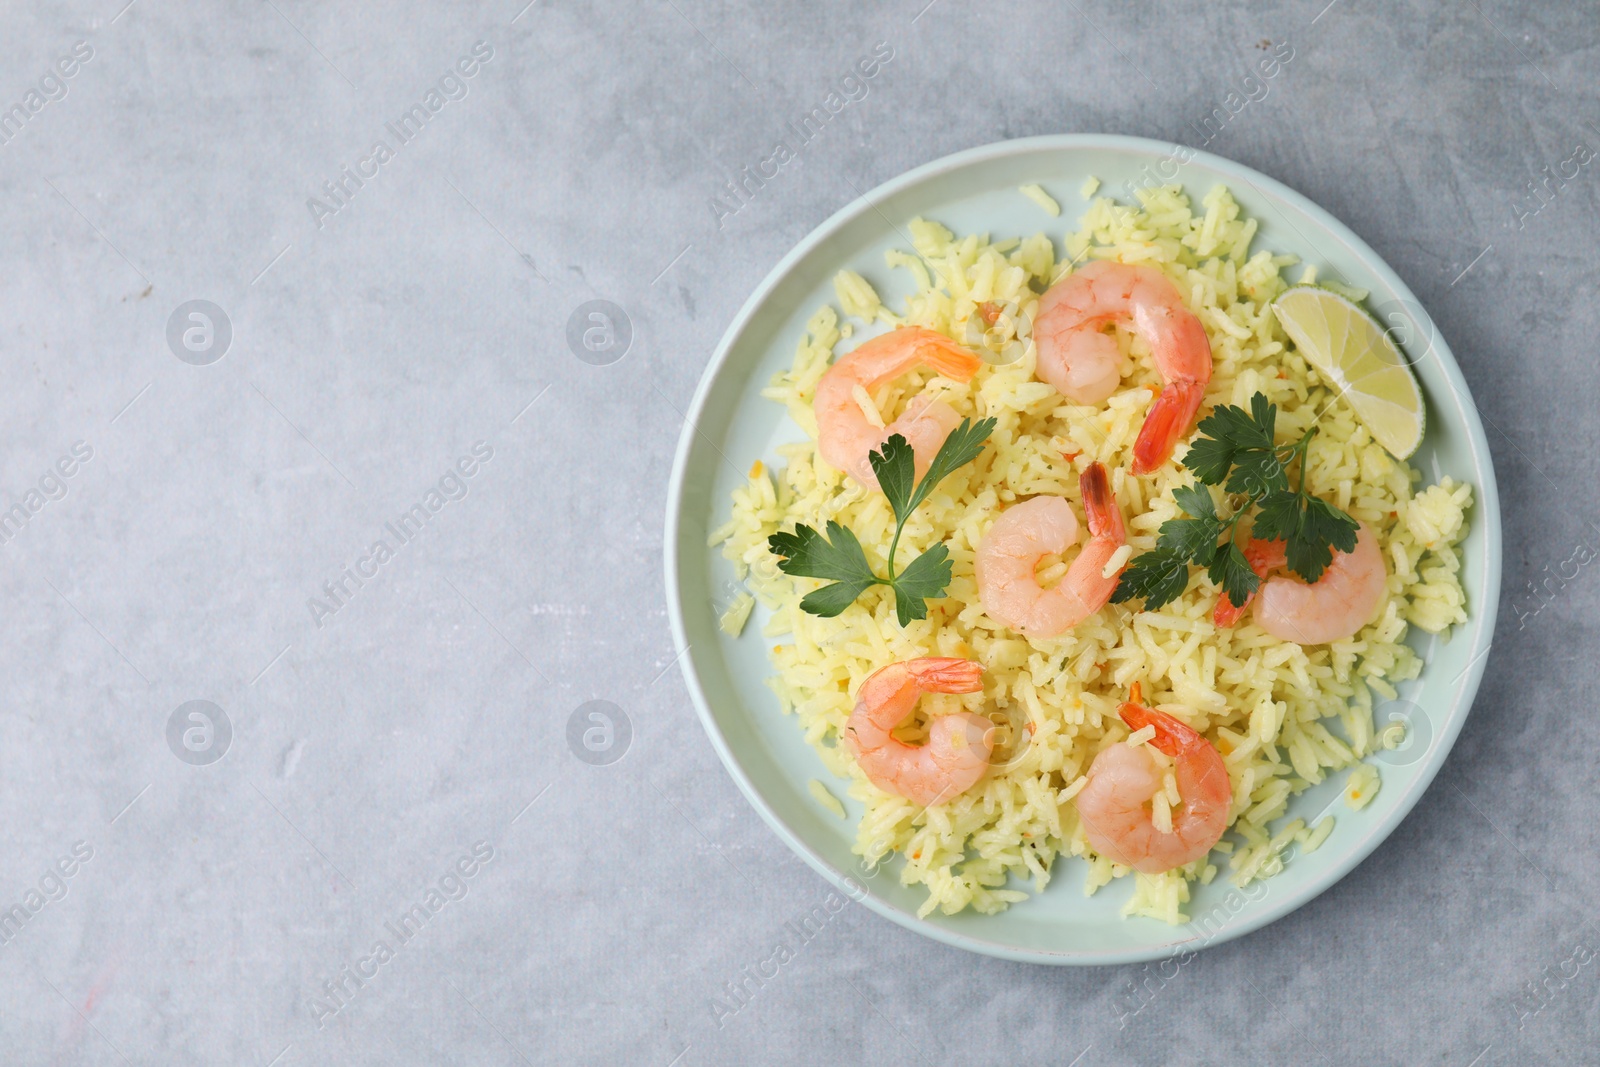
[843,657,991,807]
[813,326,983,492]
[1033,261,1213,474]
[1076,690,1232,874]
[975,463,1127,639]
[1252,521,1387,645]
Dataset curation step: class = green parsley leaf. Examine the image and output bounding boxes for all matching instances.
[1158,515,1224,566]
[868,434,916,526]
[905,417,998,515]
[1113,392,1365,614]
[1110,547,1194,610]
[1225,447,1288,497]
[1199,396,1284,495]
[1188,401,1276,487]
[1285,526,1331,581]
[1248,489,1302,544]
[1251,490,1360,583]
[1290,495,1360,582]
[1140,483,1223,570]
[1171,482,1217,520]
[769,415,994,626]
[1194,403,1260,449]
[1206,541,1260,606]
[1181,433,1235,487]
[1308,496,1360,555]
[767,520,876,584]
[891,543,953,625]
[769,521,882,617]
[1249,391,1277,441]
[799,578,877,617]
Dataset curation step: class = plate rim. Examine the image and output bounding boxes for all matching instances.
[663,133,1503,965]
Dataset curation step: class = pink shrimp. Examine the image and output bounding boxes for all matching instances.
[1251,521,1387,644]
[813,326,983,492]
[843,657,992,807]
[1076,684,1232,874]
[1212,537,1289,627]
[1033,261,1213,474]
[974,463,1127,639]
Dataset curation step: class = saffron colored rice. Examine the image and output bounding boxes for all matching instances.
[710,184,1473,922]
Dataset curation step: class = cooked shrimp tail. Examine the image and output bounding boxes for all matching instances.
[1079,461,1125,543]
[1119,688,1198,757]
[844,657,992,808]
[909,331,986,380]
[899,656,985,694]
[1133,377,1206,474]
[813,326,983,492]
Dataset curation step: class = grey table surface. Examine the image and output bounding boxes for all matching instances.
[0,0,1593,1063]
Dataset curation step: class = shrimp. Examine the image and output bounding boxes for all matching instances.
[974,462,1127,639]
[813,326,983,492]
[1033,261,1213,474]
[1076,683,1232,874]
[843,657,992,807]
[1212,537,1288,627]
[1251,521,1387,645]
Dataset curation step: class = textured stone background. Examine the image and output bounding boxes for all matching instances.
[0,0,1592,1063]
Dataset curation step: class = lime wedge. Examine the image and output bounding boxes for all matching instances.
[1271,285,1426,460]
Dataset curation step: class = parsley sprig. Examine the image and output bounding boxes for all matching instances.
[1111,393,1360,612]
[768,417,997,626]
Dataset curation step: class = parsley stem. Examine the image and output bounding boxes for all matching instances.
[882,520,905,584]
[1291,426,1317,499]
[1214,502,1247,553]
[1273,426,1318,502]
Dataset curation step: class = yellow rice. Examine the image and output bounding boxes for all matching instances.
[711,184,1473,923]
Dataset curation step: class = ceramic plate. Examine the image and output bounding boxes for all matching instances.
[664,135,1501,964]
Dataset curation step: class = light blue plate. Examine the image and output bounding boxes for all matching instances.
[664,135,1501,965]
